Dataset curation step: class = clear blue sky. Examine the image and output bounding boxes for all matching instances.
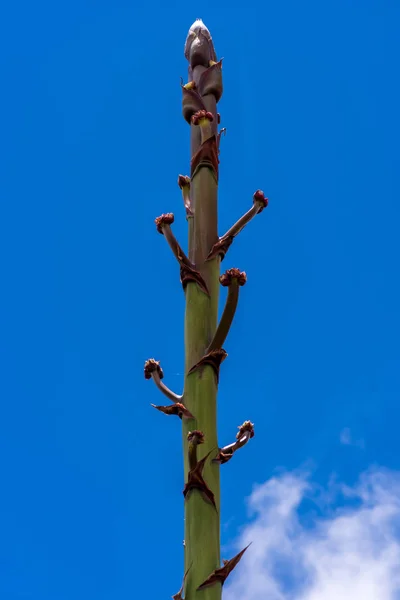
[1,1,400,599]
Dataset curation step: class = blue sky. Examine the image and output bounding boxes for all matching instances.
[1,1,400,598]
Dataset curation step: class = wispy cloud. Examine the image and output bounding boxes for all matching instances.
[224,467,400,600]
[340,427,365,448]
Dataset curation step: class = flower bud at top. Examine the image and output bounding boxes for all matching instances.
[184,19,217,69]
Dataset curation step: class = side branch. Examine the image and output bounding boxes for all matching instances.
[155,213,209,295]
[207,268,247,353]
[144,358,182,403]
[207,190,269,261]
[213,420,255,464]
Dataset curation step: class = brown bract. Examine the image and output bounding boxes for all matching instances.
[179,263,210,296]
[190,135,219,179]
[183,451,216,508]
[181,83,206,124]
[188,348,227,383]
[197,544,251,590]
[197,59,223,101]
[155,213,175,234]
[151,403,194,420]
[220,268,247,287]
[206,235,234,261]
[213,448,234,464]
[144,358,164,380]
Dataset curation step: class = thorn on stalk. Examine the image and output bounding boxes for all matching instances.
[206,189,269,261]
[144,358,183,403]
[213,420,255,464]
[197,543,252,590]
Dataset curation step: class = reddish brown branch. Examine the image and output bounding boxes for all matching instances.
[207,190,269,261]
[213,420,255,464]
[144,359,182,403]
[155,214,210,295]
[207,268,247,352]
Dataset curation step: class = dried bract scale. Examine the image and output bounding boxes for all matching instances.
[213,448,234,464]
[237,420,255,439]
[219,268,247,287]
[172,564,192,600]
[155,213,175,234]
[183,451,216,508]
[197,544,252,590]
[253,189,269,213]
[151,403,194,420]
[144,358,164,380]
[188,348,228,383]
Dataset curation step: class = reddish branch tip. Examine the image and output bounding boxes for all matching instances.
[187,430,205,444]
[237,420,255,439]
[177,174,191,189]
[219,268,247,287]
[191,109,214,125]
[144,358,164,380]
[253,189,269,213]
[155,213,175,234]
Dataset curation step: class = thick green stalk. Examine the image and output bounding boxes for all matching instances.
[182,20,222,599]
[145,20,267,599]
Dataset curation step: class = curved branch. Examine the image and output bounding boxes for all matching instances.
[207,268,247,353]
[207,190,268,261]
[144,358,183,403]
[155,213,210,295]
[213,420,255,464]
[155,214,191,266]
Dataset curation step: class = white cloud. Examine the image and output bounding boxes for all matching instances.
[224,467,400,600]
[340,427,365,448]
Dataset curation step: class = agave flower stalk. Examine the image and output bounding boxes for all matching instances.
[144,20,269,599]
